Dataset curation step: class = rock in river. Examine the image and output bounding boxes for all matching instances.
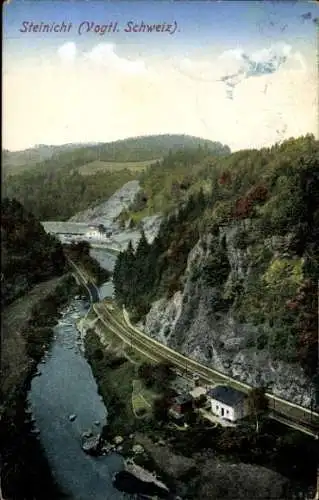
[69,414,77,422]
[114,435,124,445]
[81,434,101,455]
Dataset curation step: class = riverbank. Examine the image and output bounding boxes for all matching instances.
[65,242,111,286]
[1,273,79,500]
[83,329,179,496]
[83,323,318,499]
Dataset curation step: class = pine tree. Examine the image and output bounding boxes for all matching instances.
[113,251,125,303]
[134,230,152,305]
[123,240,136,308]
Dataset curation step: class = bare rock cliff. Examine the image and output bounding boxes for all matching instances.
[141,222,313,407]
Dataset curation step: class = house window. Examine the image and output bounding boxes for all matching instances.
[226,410,229,415]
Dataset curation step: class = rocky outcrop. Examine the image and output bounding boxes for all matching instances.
[124,458,169,492]
[142,222,313,407]
[68,180,163,250]
[140,214,163,244]
[69,180,142,225]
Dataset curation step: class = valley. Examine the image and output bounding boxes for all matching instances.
[3,0,319,497]
[2,132,319,499]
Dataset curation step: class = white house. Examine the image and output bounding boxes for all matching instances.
[207,385,249,422]
[85,225,107,241]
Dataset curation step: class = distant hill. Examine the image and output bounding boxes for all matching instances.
[3,134,230,176]
[2,135,230,221]
[73,134,230,163]
[2,143,98,175]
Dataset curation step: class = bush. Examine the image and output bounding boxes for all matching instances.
[153,395,170,422]
[138,362,155,388]
[138,361,176,392]
[93,348,104,362]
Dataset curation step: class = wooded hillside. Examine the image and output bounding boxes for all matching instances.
[3,134,229,220]
[113,134,319,379]
[1,198,66,307]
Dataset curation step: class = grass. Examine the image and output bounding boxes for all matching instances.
[85,329,137,431]
[125,346,158,365]
[78,159,160,176]
[132,393,151,418]
[130,207,154,224]
[102,356,137,433]
[95,320,123,350]
[131,378,159,419]
[85,310,161,428]
[118,203,163,227]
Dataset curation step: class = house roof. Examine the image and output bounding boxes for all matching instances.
[41,222,89,235]
[207,385,246,407]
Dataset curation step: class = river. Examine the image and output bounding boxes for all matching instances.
[28,250,129,500]
[90,248,116,300]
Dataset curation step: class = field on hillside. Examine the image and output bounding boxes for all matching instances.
[78,159,160,176]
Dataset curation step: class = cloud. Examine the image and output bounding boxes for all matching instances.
[84,43,146,74]
[3,42,317,152]
[177,43,306,99]
[57,42,77,63]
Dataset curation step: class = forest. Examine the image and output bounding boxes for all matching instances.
[3,134,230,173]
[1,198,66,307]
[113,134,319,379]
[2,135,230,221]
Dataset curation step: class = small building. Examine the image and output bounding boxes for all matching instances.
[86,225,107,241]
[207,385,249,422]
[170,393,193,416]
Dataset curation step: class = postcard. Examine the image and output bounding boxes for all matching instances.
[2,1,319,500]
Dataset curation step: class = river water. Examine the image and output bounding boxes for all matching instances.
[28,250,128,500]
[90,249,116,300]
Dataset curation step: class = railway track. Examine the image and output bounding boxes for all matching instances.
[94,301,319,438]
[69,259,319,439]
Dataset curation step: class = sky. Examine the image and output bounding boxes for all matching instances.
[3,0,319,152]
